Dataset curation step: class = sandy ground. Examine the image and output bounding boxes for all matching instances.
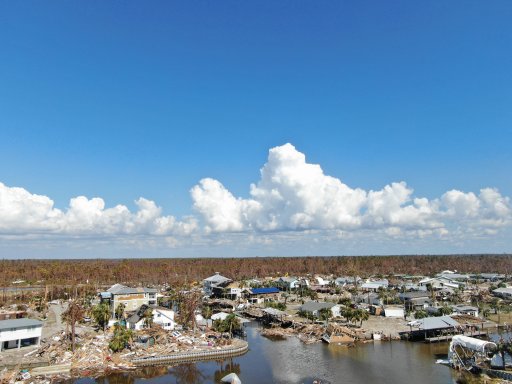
[42,302,67,339]
[360,315,410,338]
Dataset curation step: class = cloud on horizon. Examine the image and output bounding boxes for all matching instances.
[0,143,510,250]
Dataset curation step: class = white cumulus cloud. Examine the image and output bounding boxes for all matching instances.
[0,182,197,237]
[191,143,512,238]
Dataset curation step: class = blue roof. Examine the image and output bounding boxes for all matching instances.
[250,287,280,295]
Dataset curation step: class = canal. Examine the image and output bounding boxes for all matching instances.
[69,322,464,384]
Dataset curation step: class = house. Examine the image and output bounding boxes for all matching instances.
[247,287,280,304]
[126,305,176,331]
[360,279,389,292]
[452,305,479,317]
[276,277,300,290]
[334,276,362,287]
[0,318,42,351]
[152,307,176,330]
[492,287,512,299]
[355,292,382,306]
[299,302,341,318]
[100,284,158,319]
[436,272,471,282]
[419,277,462,290]
[399,291,432,311]
[222,282,243,300]
[404,315,460,340]
[203,273,232,296]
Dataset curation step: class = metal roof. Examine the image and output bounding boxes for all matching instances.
[0,318,43,331]
[408,315,459,330]
[203,273,231,284]
[250,287,280,295]
[107,284,157,295]
[300,301,336,312]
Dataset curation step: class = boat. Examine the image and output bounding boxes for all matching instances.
[372,332,382,341]
[321,324,356,344]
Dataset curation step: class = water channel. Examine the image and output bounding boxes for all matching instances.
[69,322,466,384]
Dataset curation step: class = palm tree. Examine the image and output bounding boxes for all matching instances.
[143,307,153,328]
[115,303,126,321]
[92,302,111,332]
[318,308,332,324]
[438,304,453,316]
[225,314,241,338]
[357,309,369,327]
[342,307,355,324]
[62,300,84,351]
[414,310,428,319]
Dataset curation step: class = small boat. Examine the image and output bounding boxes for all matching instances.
[373,332,382,340]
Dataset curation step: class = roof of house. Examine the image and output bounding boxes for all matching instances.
[300,301,336,312]
[360,281,388,289]
[278,277,298,283]
[399,291,431,300]
[335,277,361,285]
[408,315,459,330]
[452,305,478,312]
[250,287,280,295]
[107,284,157,295]
[0,318,43,331]
[262,308,287,317]
[493,287,512,295]
[126,304,151,324]
[203,273,231,284]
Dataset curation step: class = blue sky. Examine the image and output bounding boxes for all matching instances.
[0,1,511,258]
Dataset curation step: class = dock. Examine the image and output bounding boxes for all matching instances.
[425,331,487,343]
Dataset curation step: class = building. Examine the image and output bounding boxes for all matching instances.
[100,284,158,318]
[247,287,280,304]
[126,305,176,331]
[334,276,362,287]
[399,291,432,311]
[276,277,300,290]
[203,273,232,297]
[452,305,479,317]
[404,315,460,341]
[360,279,389,292]
[0,318,42,351]
[299,302,341,318]
[492,287,512,299]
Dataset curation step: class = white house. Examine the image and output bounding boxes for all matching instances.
[276,277,300,290]
[452,305,479,317]
[127,306,176,331]
[360,279,389,292]
[299,302,341,318]
[0,318,42,351]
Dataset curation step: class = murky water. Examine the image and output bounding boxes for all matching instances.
[70,322,462,384]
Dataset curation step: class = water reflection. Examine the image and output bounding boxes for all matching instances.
[168,363,208,383]
[68,322,465,384]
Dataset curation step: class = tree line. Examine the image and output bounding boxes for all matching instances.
[0,254,510,287]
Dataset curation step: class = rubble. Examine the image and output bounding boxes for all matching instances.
[0,327,239,383]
